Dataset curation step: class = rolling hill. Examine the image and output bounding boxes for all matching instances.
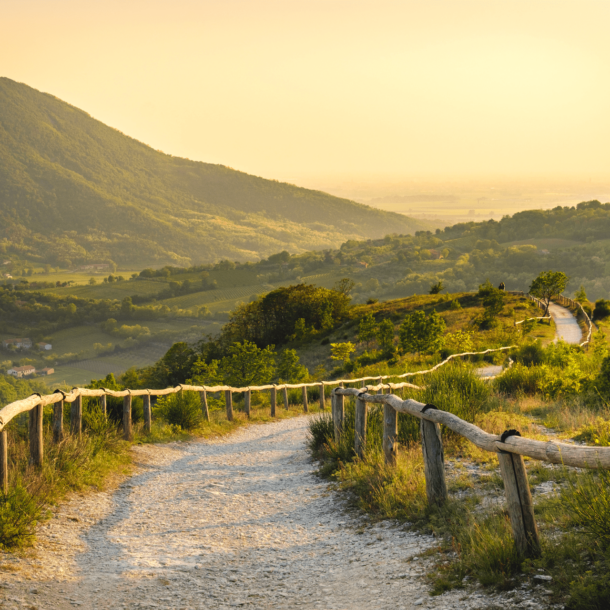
[0,77,429,268]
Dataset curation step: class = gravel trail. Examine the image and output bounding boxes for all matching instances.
[0,417,528,609]
[548,302,582,344]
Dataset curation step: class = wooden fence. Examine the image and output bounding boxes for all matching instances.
[0,290,592,552]
[331,382,610,558]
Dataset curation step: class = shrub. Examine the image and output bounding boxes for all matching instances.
[156,391,202,430]
[494,363,544,396]
[417,364,491,425]
[307,412,334,454]
[514,341,546,367]
[594,299,610,321]
[0,485,44,550]
[562,468,610,550]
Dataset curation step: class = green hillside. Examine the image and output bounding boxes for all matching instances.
[0,77,428,268]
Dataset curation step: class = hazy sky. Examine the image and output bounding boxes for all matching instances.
[3,0,610,183]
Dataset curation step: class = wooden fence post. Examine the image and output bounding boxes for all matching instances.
[383,404,398,466]
[283,386,289,410]
[225,390,233,421]
[354,393,368,458]
[29,404,44,467]
[123,394,132,441]
[100,394,107,419]
[71,395,82,437]
[302,386,308,413]
[420,412,448,505]
[498,433,540,557]
[244,389,251,418]
[319,383,325,410]
[377,377,383,395]
[143,394,152,434]
[0,430,7,493]
[270,386,277,417]
[332,390,344,443]
[53,399,64,443]
[200,390,210,421]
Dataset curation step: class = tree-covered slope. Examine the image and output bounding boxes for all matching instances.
[0,77,428,267]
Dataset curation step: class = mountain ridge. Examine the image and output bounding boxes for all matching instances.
[0,77,429,268]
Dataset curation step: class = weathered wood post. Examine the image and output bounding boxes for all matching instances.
[29,403,44,467]
[123,393,132,441]
[354,392,368,458]
[70,395,82,437]
[283,386,289,410]
[332,389,344,443]
[319,383,325,410]
[244,389,251,418]
[270,385,277,417]
[383,403,398,466]
[100,394,107,419]
[200,390,210,421]
[420,406,448,505]
[225,390,233,421]
[0,430,7,493]
[498,430,540,557]
[143,394,152,434]
[53,398,64,443]
[302,386,308,413]
[377,377,383,395]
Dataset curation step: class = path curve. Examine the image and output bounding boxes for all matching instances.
[1,417,517,610]
[548,302,582,344]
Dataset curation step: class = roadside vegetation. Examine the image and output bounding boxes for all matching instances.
[307,307,610,609]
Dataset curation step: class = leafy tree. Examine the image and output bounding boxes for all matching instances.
[88,277,96,285]
[377,319,395,355]
[575,285,588,304]
[330,342,355,365]
[220,340,276,387]
[333,278,356,296]
[429,281,444,295]
[399,310,446,354]
[529,271,569,316]
[358,312,377,347]
[479,280,505,323]
[276,349,308,383]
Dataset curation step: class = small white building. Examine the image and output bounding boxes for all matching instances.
[2,338,33,349]
[37,342,53,351]
[7,365,36,378]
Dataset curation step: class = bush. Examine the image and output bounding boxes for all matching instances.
[494,363,544,396]
[515,341,546,367]
[562,468,610,550]
[156,392,202,430]
[417,364,491,425]
[594,299,610,321]
[307,412,334,453]
[0,485,44,550]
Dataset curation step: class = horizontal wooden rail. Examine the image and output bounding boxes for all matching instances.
[0,345,516,432]
[332,385,609,557]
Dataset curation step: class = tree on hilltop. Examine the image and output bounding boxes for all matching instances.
[529,271,569,316]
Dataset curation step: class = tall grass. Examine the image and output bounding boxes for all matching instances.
[1,408,129,549]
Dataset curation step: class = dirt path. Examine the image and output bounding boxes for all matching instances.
[548,302,582,344]
[0,417,528,610]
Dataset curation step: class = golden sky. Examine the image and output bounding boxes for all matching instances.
[3,0,609,183]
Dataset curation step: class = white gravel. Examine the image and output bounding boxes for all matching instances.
[0,417,551,609]
[548,302,582,344]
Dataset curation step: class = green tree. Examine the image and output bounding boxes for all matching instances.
[399,310,446,355]
[330,342,355,365]
[358,312,377,347]
[333,278,356,296]
[276,349,308,382]
[88,277,96,285]
[529,270,570,316]
[377,319,395,355]
[220,340,276,387]
[575,285,588,304]
[429,280,444,295]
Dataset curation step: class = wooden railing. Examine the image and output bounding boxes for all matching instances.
[331,385,610,558]
[0,344,518,494]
